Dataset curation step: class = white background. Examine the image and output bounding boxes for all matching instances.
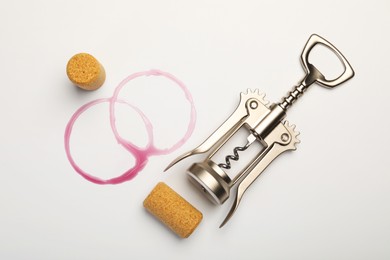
[1,0,389,259]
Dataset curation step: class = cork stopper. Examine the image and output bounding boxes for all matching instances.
[66,53,106,91]
[143,182,203,238]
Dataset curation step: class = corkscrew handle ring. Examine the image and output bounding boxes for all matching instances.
[280,34,355,111]
[300,34,355,88]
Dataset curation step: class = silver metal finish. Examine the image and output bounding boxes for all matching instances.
[218,140,251,169]
[166,34,355,227]
[279,34,355,110]
[220,121,299,227]
[188,160,231,205]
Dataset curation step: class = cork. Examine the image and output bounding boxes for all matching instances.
[143,182,203,238]
[66,53,106,90]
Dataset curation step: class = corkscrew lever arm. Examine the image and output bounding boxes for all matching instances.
[165,115,247,171]
[164,89,263,171]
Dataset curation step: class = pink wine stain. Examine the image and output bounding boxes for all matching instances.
[64,69,196,184]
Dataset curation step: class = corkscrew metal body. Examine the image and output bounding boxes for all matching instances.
[165,34,355,227]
